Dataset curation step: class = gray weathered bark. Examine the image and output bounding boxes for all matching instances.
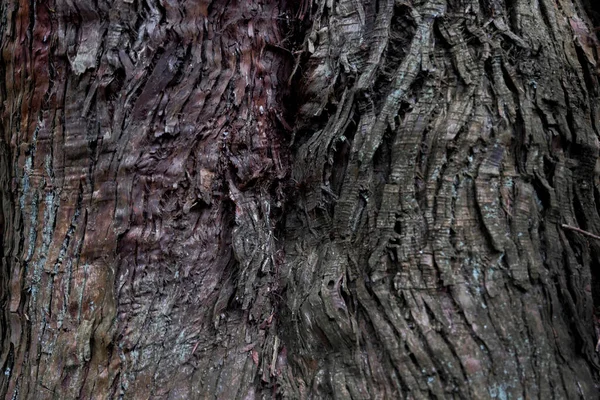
[1,0,600,398]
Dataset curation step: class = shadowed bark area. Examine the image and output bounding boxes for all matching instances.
[1,0,600,399]
[279,0,600,398]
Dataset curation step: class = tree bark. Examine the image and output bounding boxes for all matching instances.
[1,0,600,399]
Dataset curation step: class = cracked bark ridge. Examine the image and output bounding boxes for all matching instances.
[0,0,293,398]
[279,0,600,398]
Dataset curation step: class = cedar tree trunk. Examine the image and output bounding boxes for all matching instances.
[1,0,600,399]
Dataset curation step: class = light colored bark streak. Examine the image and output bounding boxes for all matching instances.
[562,223,600,241]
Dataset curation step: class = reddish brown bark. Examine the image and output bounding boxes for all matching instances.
[1,0,295,397]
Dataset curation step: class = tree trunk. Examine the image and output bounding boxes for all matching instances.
[1,0,600,398]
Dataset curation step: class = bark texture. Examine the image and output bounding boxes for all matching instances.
[1,0,600,399]
[0,0,294,398]
[279,0,600,397]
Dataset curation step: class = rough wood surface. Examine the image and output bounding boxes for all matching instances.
[0,0,294,397]
[1,0,600,398]
[279,0,600,397]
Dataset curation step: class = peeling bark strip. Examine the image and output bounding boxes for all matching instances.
[1,0,600,399]
[0,0,294,398]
